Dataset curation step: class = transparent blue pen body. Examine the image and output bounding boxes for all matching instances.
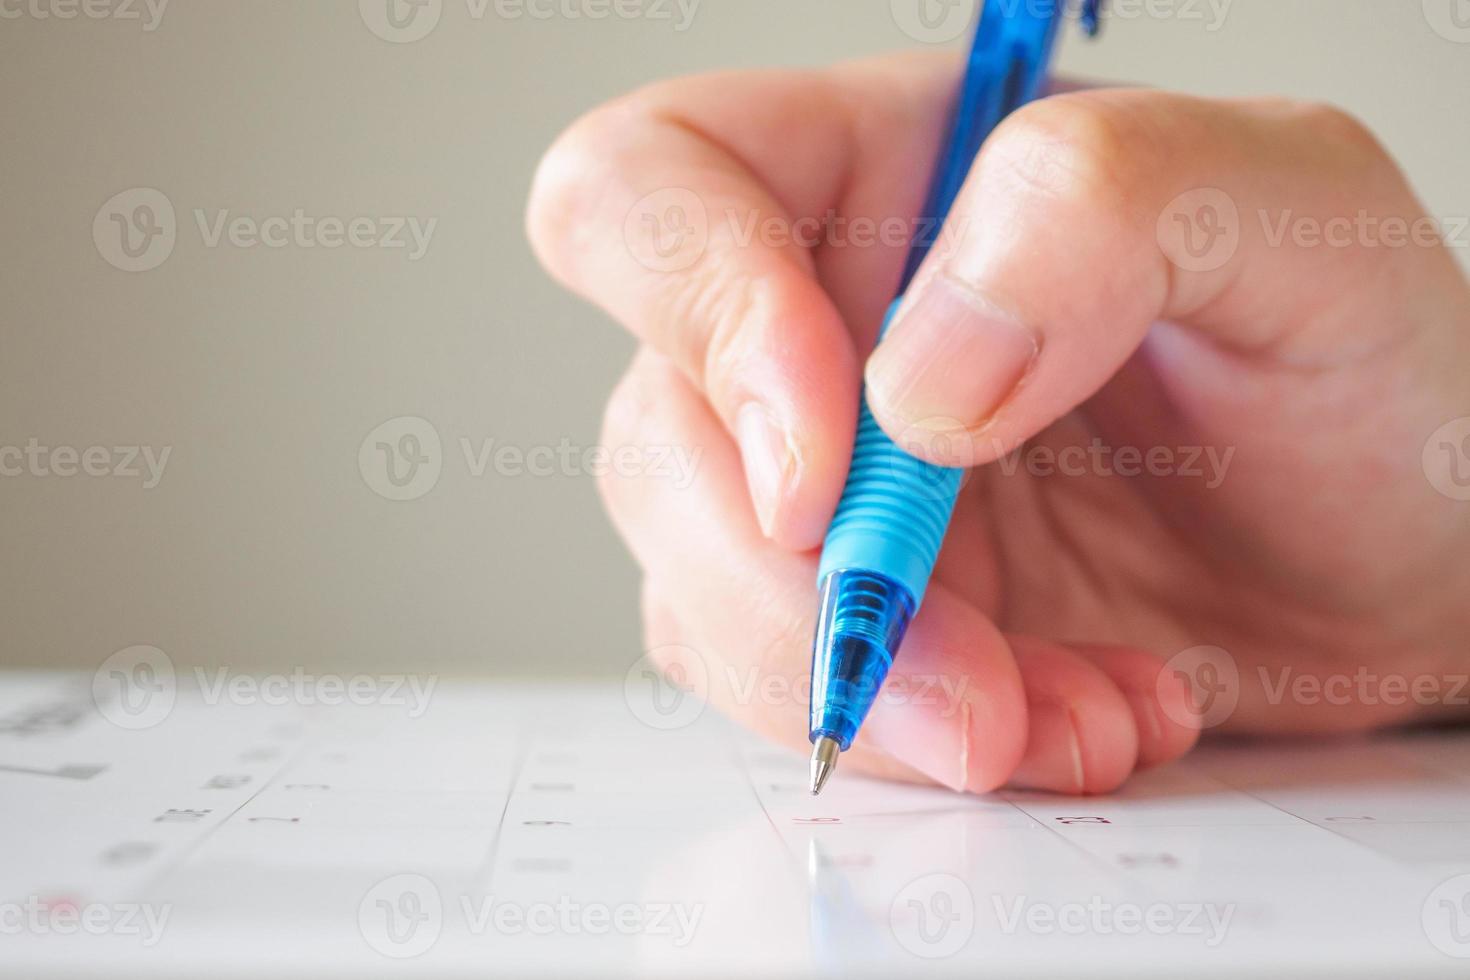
[809,303,964,750]
[808,569,917,750]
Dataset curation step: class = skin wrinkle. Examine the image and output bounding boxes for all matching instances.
[978,465,1038,638]
[1066,397,1239,618]
[1002,427,1127,631]
[1164,209,1432,371]
[1209,275,1431,372]
[979,409,1241,656]
[692,268,765,407]
[1132,690,1164,755]
[1075,334,1436,616]
[957,699,972,792]
[945,470,1005,621]
[653,106,836,239]
[809,74,863,268]
[981,92,1160,218]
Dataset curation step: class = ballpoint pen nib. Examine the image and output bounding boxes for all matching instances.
[809,736,840,796]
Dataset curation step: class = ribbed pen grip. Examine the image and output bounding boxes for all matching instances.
[816,303,964,607]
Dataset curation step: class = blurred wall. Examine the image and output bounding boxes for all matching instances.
[1,0,1466,676]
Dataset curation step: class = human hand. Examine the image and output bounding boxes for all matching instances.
[527,51,1470,794]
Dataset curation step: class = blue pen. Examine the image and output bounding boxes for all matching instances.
[808,0,1102,794]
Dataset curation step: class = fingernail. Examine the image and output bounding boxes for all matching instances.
[1010,701,1084,793]
[734,402,797,538]
[866,274,1038,430]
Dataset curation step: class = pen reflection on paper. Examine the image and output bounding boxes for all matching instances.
[805,838,887,975]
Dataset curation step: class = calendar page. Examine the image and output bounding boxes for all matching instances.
[3,669,1469,978]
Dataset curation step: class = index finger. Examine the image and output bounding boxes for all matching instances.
[525,53,957,549]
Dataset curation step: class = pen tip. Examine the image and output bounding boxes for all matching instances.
[808,735,840,796]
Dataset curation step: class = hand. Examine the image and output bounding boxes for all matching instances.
[527,51,1470,794]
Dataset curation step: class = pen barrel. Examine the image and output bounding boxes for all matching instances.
[816,302,964,609]
[808,567,915,750]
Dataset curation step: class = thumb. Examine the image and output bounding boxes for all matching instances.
[863,89,1470,465]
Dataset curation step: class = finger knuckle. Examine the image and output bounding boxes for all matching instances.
[1271,100,1406,204]
[971,94,1167,258]
[525,74,718,283]
[980,94,1153,214]
[1294,101,1388,161]
[647,256,791,412]
[683,268,768,406]
[524,98,640,282]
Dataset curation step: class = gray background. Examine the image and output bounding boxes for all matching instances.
[1,0,1466,676]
